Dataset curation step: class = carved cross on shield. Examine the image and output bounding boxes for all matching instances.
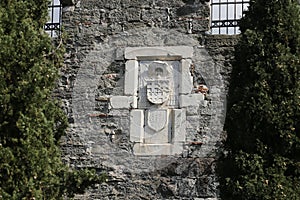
[147,79,170,104]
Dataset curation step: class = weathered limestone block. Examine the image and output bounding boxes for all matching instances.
[125,46,193,60]
[144,109,170,144]
[133,143,184,156]
[129,110,144,143]
[110,96,137,109]
[180,59,193,94]
[124,60,139,96]
[172,109,186,142]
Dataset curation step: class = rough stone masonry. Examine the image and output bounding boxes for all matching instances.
[58,0,239,199]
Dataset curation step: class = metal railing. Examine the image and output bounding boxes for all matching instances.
[45,0,62,37]
[211,0,250,35]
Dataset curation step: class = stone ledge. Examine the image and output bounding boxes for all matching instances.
[133,143,184,156]
[125,46,193,60]
[172,109,186,142]
[110,96,137,109]
[180,59,193,94]
[124,60,139,96]
[130,110,144,143]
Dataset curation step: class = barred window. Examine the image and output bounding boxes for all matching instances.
[210,0,250,35]
[45,0,62,37]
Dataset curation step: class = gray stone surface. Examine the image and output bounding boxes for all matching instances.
[110,96,137,109]
[179,93,205,107]
[125,46,193,60]
[172,109,186,142]
[180,59,194,94]
[59,0,239,199]
[133,143,184,156]
[124,60,139,96]
[129,109,144,143]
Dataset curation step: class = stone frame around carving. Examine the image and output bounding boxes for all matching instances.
[110,46,205,156]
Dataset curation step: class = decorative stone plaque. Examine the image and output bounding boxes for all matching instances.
[110,46,205,156]
[138,60,179,108]
[147,109,168,132]
[144,109,170,144]
[147,80,170,104]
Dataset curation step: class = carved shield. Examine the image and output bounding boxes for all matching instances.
[147,79,170,104]
[147,109,168,132]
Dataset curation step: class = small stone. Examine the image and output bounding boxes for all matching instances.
[104,128,111,134]
[95,96,110,101]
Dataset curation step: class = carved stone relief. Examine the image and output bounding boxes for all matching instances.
[110,46,205,155]
[138,60,179,108]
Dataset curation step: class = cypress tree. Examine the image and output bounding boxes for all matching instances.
[220,0,300,199]
[0,0,103,199]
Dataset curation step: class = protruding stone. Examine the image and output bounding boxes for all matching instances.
[125,46,193,60]
[180,59,193,94]
[133,143,183,156]
[124,60,139,96]
[110,96,137,109]
[130,110,144,143]
[172,109,186,142]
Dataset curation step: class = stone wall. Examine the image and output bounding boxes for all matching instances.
[58,0,239,199]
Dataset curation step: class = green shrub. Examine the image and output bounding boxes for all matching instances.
[220,0,300,199]
[0,0,104,199]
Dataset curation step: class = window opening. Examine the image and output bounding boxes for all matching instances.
[210,0,249,35]
[45,0,62,37]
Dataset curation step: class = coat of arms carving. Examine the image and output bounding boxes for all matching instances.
[147,79,170,104]
[147,109,168,132]
[146,61,171,105]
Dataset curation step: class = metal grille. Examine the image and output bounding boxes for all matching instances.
[45,0,62,37]
[211,0,250,35]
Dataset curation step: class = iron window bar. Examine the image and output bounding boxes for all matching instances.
[45,0,62,37]
[211,0,250,35]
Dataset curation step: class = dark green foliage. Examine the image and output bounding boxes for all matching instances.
[0,0,104,199]
[220,0,300,199]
